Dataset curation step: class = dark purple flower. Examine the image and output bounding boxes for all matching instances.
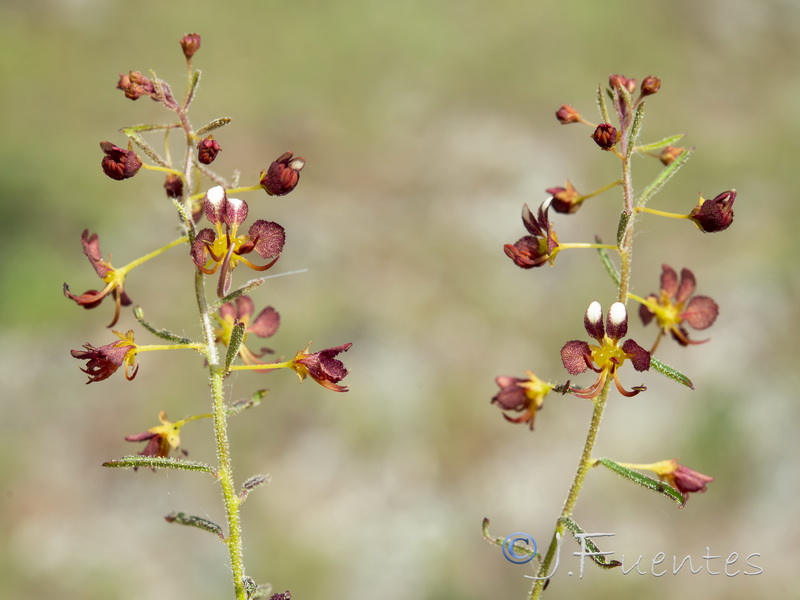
[260,151,305,196]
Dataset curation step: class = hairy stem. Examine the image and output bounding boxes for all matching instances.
[529,119,637,599]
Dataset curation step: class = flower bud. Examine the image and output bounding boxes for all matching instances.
[117,71,154,100]
[689,190,735,233]
[555,104,581,124]
[546,181,582,214]
[640,75,661,96]
[609,74,637,94]
[100,141,142,180]
[163,174,183,199]
[260,152,305,196]
[658,145,685,166]
[197,136,221,165]
[591,123,619,151]
[180,33,201,60]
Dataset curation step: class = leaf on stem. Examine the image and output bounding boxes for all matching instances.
[134,306,193,344]
[481,517,504,548]
[103,455,216,475]
[596,85,611,124]
[227,389,268,416]
[165,511,225,541]
[636,147,694,208]
[197,117,233,137]
[616,211,630,247]
[594,236,620,287]
[224,320,246,372]
[121,123,181,133]
[558,517,621,569]
[594,457,686,507]
[123,130,169,167]
[240,474,271,502]
[183,69,201,110]
[211,278,266,313]
[627,103,645,158]
[649,356,694,390]
[634,133,685,154]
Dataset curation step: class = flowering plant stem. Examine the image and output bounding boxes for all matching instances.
[528,129,636,600]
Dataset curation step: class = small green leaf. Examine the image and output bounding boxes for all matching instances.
[102,455,216,475]
[594,236,620,287]
[123,130,169,167]
[558,517,621,569]
[243,577,273,600]
[224,321,246,371]
[636,147,694,209]
[240,474,270,502]
[650,356,694,389]
[616,211,630,246]
[596,85,610,124]
[121,123,181,133]
[197,117,232,136]
[227,389,267,416]
[627,103,645,158]
[595,457,686,507]
[184,69,201,110]
[634,133,685,154]
[481,517,504,549]
[134,307,193,344]
[165,512,225,540]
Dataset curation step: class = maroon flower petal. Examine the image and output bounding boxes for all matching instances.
[71,340,135,384]
[561,340,591,375]
[492,376,528,411]
[681,295,719,330]
[672,464,715,495]
[100,141,142,180]
[504,236,547,269]
[621,339,651,372]
[191,229,216,268]
[248,306,280,338]
[80,230,111,278]
[675,268,696,304]
[659,264,679,299]
[234,295,255,321]
[260,152,304,196]
[521,204,544,237]
[248,220,285,259]
[638,298,656,326]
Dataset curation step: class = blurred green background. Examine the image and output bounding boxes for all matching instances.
[1,0,797,598]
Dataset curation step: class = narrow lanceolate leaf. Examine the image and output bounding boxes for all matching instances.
[183,69,201,110]
[558,517,621,569]
[123,130,169,167]
[165,512,225,541]
[102,455,216,475]
[634,133,685,154]
[210,278,266,313]
[121,123,181,133]
[596,84,611,124]
[134,306,193,344]
[196,117,232,136]
[636,147,694,208]
[649,356,694,389]
[481,517,504,548]
[227,389,268,416]
[626,103,645,158]
[240,474,271,502]
[595,458,685,507]
[595,236,620,287]
[616,211,630,247]
[224,321,246,371]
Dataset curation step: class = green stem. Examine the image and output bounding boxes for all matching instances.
[117,236,188,275]
[528,382,611,599]
[529,107,638,599]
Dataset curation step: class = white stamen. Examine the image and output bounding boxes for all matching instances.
[586,301,602,324]
[206,185,226,206]
[608,302,627,326]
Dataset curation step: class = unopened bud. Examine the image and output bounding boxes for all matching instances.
[197,136,221,165]
[180,33,201,60]
[640,75,661,97]
[555,104,581,124]
[591,123,619,151]
[260,152,305,196]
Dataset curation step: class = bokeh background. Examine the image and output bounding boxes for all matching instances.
[1,0,797,598]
